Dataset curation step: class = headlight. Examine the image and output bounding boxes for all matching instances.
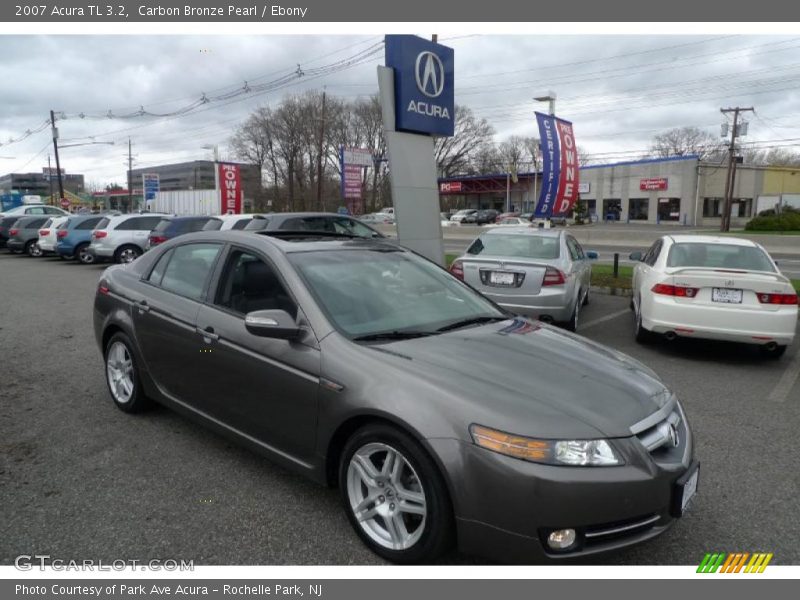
[470,424,622,466]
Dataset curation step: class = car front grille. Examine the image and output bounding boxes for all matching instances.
[630,394,690,466]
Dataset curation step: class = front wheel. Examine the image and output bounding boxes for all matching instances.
[339,424,453,563]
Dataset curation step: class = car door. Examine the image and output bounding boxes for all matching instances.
[193,245,321,461]
[132,242,224,402]
[569,236,592,290]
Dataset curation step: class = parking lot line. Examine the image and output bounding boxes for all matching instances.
[767,351,800,403]
[580,308,630,331]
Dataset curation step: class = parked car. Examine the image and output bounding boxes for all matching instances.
[359,213,395,225]
[94,229,697,564]
[377,207,395,216]
[630,235,798,358]
[489,217,532,227]
[0,203,68,219]
[449,209,477,223]
[55,214,108,264]
[496,212,521,221]
[243,212,384,238]
[147,215,222,250]
[5,216,50,256]
[201,214,263,231]
[465,209,498,225]
[0,216,21,248]
[87,214,165,264]
[450,228,598,331]
[36,216,69,255]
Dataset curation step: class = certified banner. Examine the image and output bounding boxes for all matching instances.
[534,112,580,218]
[218,163,242,214]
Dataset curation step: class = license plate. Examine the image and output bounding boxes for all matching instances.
[489,271,516,286]
[712,288,743,304]
[671,462,700,517]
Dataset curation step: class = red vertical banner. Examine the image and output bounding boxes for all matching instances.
[219,163,242,214]
[554,120,579,216]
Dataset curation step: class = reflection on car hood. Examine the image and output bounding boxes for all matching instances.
[376,318,670,439]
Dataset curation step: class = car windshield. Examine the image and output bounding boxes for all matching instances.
[467,234,560,259]
[667,242,775,272]
[289,248,505,338]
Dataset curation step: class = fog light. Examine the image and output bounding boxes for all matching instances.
[547,529,576,550]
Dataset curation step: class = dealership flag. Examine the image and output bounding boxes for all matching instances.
[534,112,580,218]
[219,163,242,214]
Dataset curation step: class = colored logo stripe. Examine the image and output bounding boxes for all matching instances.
[697,552,772,573]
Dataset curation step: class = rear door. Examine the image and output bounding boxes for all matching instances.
[633,238,663,305]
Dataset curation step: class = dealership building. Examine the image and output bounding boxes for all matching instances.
[438,155,800,227]
[0,170,85,197]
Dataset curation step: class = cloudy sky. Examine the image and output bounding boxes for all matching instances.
[1,33,799,188]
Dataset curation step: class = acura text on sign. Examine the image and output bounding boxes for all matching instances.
[219,163,242,214]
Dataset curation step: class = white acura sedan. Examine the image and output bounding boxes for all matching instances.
[630,235,798,358]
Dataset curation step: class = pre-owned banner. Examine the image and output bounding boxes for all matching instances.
[533,112,580,218]
[218,163,242,214]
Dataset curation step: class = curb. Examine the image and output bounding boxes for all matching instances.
[590,285,633,297]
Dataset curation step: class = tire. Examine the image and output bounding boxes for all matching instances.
[104,332,152,413]
[114,245,141,264]
[760,344,787,359]
[27,241,43,257]
[634,303,654,344]
[564,297,580,332]
[75,243,95,265]
[338,423,453,564]
[582,287,590,306]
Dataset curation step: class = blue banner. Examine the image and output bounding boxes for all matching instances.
[534,112,560,218]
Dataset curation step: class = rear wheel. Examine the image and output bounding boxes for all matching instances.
[564,297,580,332]
[76,243,95,265]
[114,245,141,264]
[26,240,42,257]
[339,424,453,563]
[760,344,787,359]
[634,303,654,344]
[582,287,590,306]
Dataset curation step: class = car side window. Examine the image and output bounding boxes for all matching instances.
[565,237,581,260]
[27,207,45,214]
[159,243,222,301]
[147,249,174,285]
[116,217,137,230]
[644,240,662,266]
[215,249,297,318]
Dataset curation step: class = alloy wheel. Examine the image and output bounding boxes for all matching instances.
[78,245,95,264]
[106,341,134,404]
[119,247,140,263]
[346,442,427,551]
[28,243,42,257]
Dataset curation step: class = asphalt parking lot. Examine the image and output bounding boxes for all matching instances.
[1,252,799,565]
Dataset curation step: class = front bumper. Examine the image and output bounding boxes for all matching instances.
[428,434,695,563]
[644,296,797,346]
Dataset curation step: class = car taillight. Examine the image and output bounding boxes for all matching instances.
[8,229,18,236]
[757,292,798,305]
[449,260,464,281]
[149,235,167,245]
[57,229,68,239]
[542,267,566,286]
[93,230,107,239]
[652,283,700,298]
[39,229,50,236]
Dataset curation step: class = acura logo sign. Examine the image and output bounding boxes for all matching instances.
[415,51,445,98]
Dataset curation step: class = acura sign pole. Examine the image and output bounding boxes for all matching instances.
[379,35,454,266]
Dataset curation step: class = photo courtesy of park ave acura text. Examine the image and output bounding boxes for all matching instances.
[1,28,799,571]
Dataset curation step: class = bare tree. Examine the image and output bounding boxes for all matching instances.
[650,126,725,161]
[434,105,495,177]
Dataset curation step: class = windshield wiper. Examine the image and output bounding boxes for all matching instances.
[436,315,507,333]
[352,330,436,342]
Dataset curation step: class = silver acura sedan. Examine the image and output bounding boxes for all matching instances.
[451,228,598,331]
[94,230,696,564]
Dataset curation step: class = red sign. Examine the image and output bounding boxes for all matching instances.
[439,181,463,193]
[554,120,579,215]
[343,164,363,200]
[640,178,668,191]
[59,198,70,209]
[219,163,242,214]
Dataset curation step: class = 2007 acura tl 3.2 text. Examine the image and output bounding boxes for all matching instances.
[93,229,699,563]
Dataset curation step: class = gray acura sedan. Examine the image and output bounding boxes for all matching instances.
[93,230,698,564]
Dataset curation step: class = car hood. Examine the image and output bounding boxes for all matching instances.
[367,318,670,439]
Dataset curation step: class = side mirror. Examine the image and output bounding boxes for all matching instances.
[245,309,303,340]
[586,250,599,260]
[629,251,643,261]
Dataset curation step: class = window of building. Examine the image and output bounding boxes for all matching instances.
[602,199,621,221]
[657,198,681,222]
[628,198,649,221]
[703,197,723,218]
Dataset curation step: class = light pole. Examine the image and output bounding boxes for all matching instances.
[534,92,557,116]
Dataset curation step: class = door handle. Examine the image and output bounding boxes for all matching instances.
[197,326,219,342]
[137,301,150,313]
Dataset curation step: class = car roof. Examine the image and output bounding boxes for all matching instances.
[483,226,561,238]
[667,234,758,247]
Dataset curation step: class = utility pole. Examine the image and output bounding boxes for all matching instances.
[47,155,54,204]
[720,106,753,232]
[50,110,65,203]
[316,89,327,211]
[127,137,133,212]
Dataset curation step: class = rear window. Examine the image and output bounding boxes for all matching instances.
[667,243,775,272]
[75,217,102,230]
[244,217,271,231]
[96,217,111,230]
[467,234,561,260]
[202,219,223,231]
[231,218,252,230]
[153,219,172,232]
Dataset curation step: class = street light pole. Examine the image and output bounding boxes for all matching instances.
[534,92,557,116]
[50,110,65,202]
